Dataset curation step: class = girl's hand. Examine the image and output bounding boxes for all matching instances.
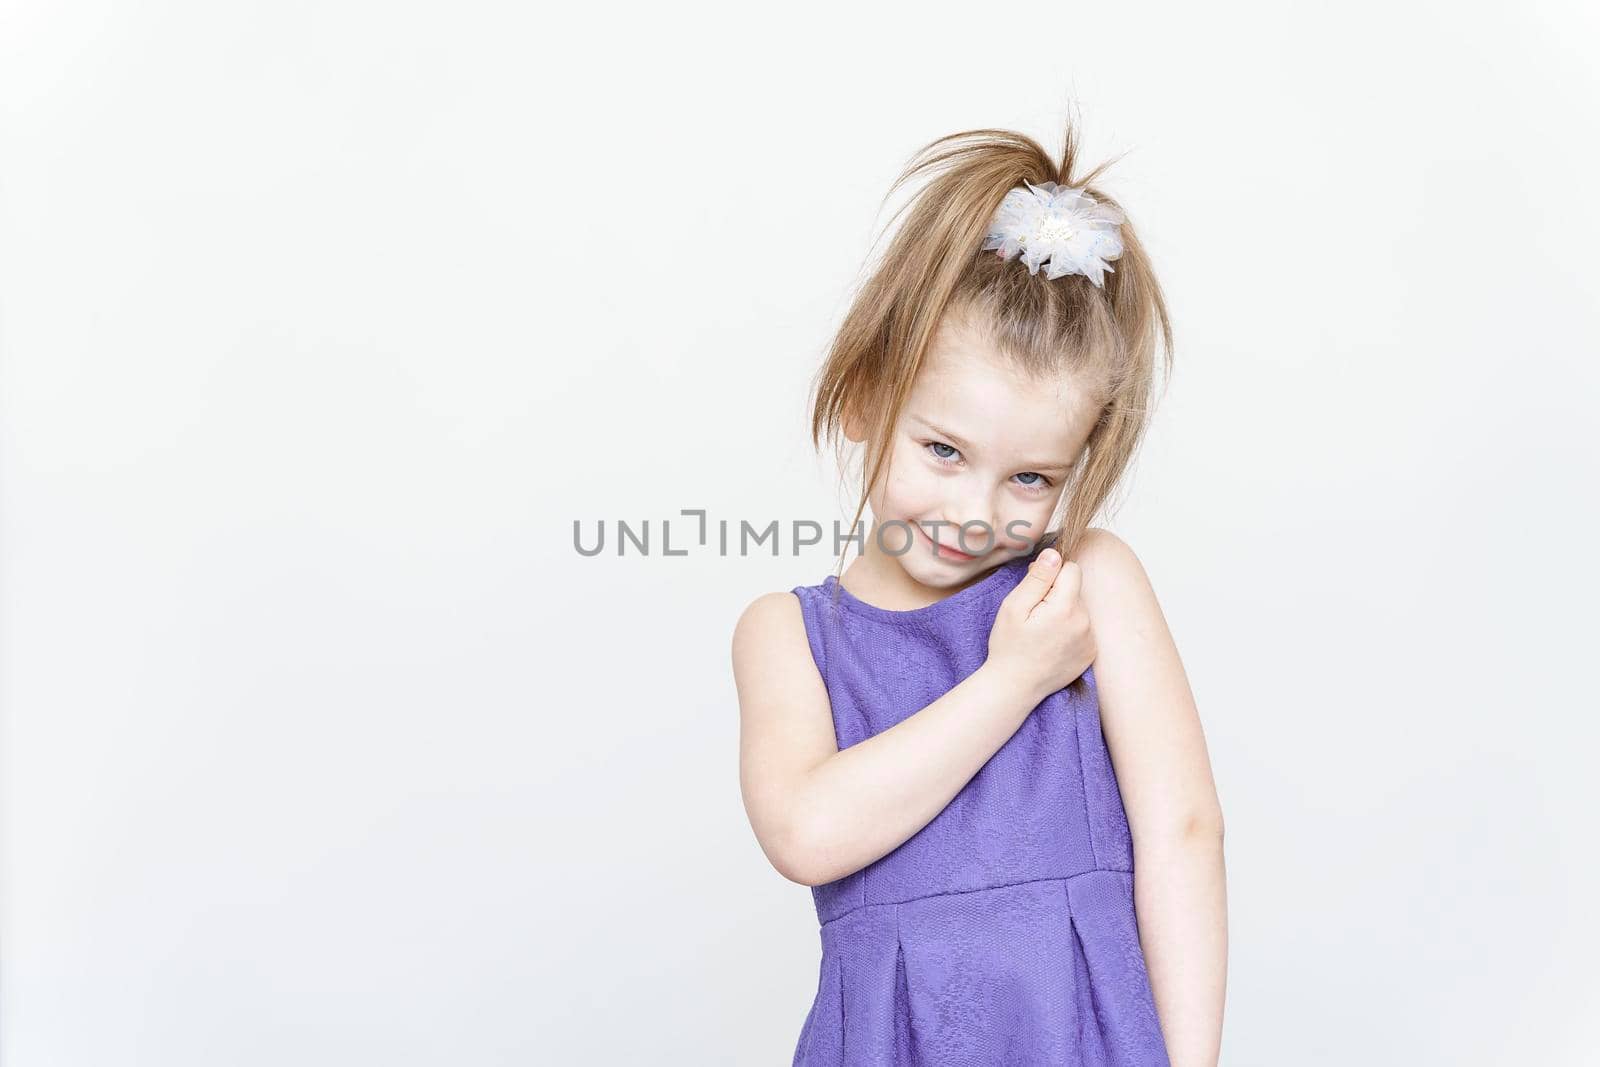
[983,548,1097,704]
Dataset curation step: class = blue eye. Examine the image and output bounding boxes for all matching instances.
[1014,472,1053,493]
[926,441,1054,494]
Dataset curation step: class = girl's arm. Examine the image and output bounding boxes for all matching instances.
[733,590,1051,888]
[1076,528,1228,1067]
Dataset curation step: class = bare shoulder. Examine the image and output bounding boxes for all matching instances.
[731,590,807,670]
[1070,530,1222,837]
[1071,527,1162,617]
[732,589,838,884]
[731,590,824,700]
[1069,527,1179,678]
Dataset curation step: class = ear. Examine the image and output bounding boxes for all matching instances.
[842,398,866,444]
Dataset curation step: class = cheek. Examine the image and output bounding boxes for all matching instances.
[880,456,943,515]
[993,495,1061,546]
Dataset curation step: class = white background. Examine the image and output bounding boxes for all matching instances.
[3,1,1598,1064]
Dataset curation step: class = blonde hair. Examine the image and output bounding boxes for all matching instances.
[808,118,1174,582]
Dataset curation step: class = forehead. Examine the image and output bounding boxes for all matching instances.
[905,314,1100,452]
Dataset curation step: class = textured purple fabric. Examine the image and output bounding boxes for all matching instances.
[787,540,1171,1066]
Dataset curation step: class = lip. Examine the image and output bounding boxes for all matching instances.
[915,522,982,562]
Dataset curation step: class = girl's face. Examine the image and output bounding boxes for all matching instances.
[850,312,1104,589]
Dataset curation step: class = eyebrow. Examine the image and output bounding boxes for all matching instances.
[910,415,1076,473]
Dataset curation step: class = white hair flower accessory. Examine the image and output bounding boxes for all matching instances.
[982,180,1126,286]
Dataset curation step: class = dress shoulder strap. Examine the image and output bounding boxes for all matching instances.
[788,582,836,683]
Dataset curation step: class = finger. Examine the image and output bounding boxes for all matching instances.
[1041,558,1081,609]
[1011,548,1061,608]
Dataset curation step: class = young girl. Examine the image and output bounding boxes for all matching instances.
[733,122,1227,1066]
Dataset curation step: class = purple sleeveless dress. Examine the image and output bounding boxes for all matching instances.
[787,539,1171,1066]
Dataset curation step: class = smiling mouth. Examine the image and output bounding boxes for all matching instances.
[916,523,981,561]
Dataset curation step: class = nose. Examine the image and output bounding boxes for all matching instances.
[938,492,997,555]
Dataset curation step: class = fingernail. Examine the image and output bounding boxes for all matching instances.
[1039,548,1059,566]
